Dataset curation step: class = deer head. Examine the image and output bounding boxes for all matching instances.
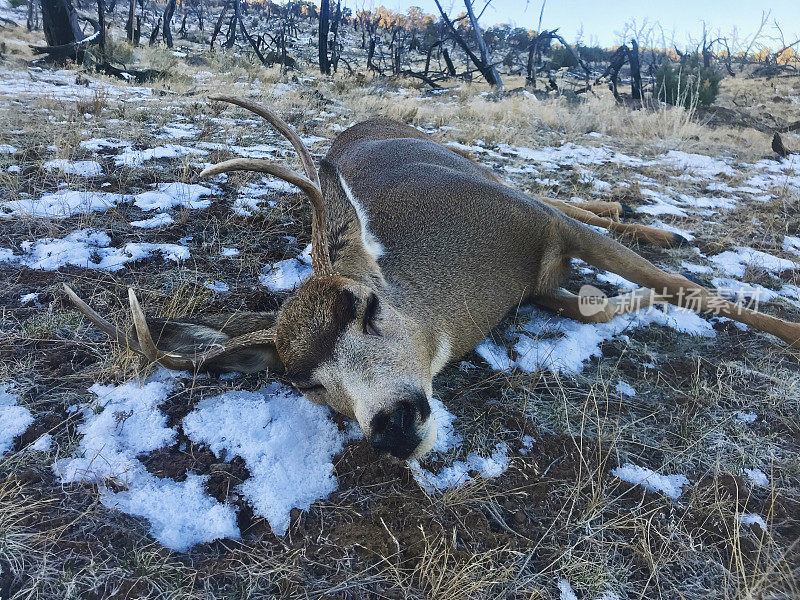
[64,96,438,460]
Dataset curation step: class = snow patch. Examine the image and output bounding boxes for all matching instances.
[129,213,174,228]
[182,384,353,536]
[0,384,33,455]
[260,244,313,292]
[115,144,206,167]
[710,247,798,278]
[476,305,714,375]
[2,190,128,218]
[52,377,239,552]
[611,462,689,499]
[43,159,102,177]
[133,182,213,211]
[0,229,189,271]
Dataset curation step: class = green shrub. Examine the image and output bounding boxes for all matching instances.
[547,45,578,69]
[8,0,26,7]
[656,58,723,108]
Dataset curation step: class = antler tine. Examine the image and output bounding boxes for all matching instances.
[62,284,142,353]
[208,94,320,187]
[128,289,200,371]
[201,98,333,276]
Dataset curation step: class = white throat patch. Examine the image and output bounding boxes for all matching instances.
[338,172,385,260]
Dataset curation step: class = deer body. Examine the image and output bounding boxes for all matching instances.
[324,118,574,364]
[65,97,800,464]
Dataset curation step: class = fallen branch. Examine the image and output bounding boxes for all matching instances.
[30,30,100,58]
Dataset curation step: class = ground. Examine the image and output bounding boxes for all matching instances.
[1,4,800,600]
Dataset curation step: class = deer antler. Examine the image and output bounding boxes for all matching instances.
[64,284,277,371]
[199,95,332,276]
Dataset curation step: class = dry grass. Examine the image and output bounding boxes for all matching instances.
[0,8,799,600]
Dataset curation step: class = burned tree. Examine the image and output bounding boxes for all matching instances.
[39,0,83,49]
[162,0,176,47]
[318,0,331,74]
[432,0,503,88]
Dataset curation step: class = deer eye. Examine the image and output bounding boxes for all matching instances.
[363,293,381,337]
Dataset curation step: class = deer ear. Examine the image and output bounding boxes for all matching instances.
[147,312,283,373]
[319,159,385,284]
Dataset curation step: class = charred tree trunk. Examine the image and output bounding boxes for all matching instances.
[223,0,238,48]
[96,0,105,53]
[148,17,161,45]
[125,0,134,42]
[210,1,228,49]
[462,0,502,88]
[27,0,38,30]
[162,0,175,47]
[628,39,643,100]
[432,0,501,87]
[318,0,330,74]
[442,47,456,76]
[40,0,83,48]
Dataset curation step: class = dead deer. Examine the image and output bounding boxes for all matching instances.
[64,96,800,461]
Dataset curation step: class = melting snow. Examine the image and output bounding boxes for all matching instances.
[1,190,128,218]
[710,247,798,278]
[133,182,213,211]
[182,383,354,536]
[0,384,33,455]
[0,229,189,271]
[783,235,800,256]
[30,433,52,452]
[115,144,206,167]
[43,159,102,177]
[615,380,636,397]
[744,468,768,487]
[52,377,240,551]
[735,411,758,424]
[260,245,313,292]
[738,513,768,531]
[658,150,736,178]
[80,138,130,152]
[476,304,714,375]
[611,463,689,499]
[0,144,18,154]
[129,213,174,228]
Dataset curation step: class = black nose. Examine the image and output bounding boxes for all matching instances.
[370,393,430,459]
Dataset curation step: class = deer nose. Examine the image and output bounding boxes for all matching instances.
[370,393,431,459]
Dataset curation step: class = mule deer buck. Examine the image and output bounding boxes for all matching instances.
[64,96,800,461]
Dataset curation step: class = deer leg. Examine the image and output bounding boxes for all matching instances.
[536,287,667,323]
[572,225,800,348]
[569,199,631,220]
[542,197,686,248]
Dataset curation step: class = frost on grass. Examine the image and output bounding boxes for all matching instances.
[710,247,798,278]
[476,304,715,375]
[53,377,239,552]
[43,159,103,177]
[0,383,33,455]
[182,383,353,536]
[260,244,313,292]
[611,463,689,499]
[0,229,189,271]
[1,190,128,218]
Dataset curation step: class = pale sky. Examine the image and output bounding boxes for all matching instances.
[355,0,800,49]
